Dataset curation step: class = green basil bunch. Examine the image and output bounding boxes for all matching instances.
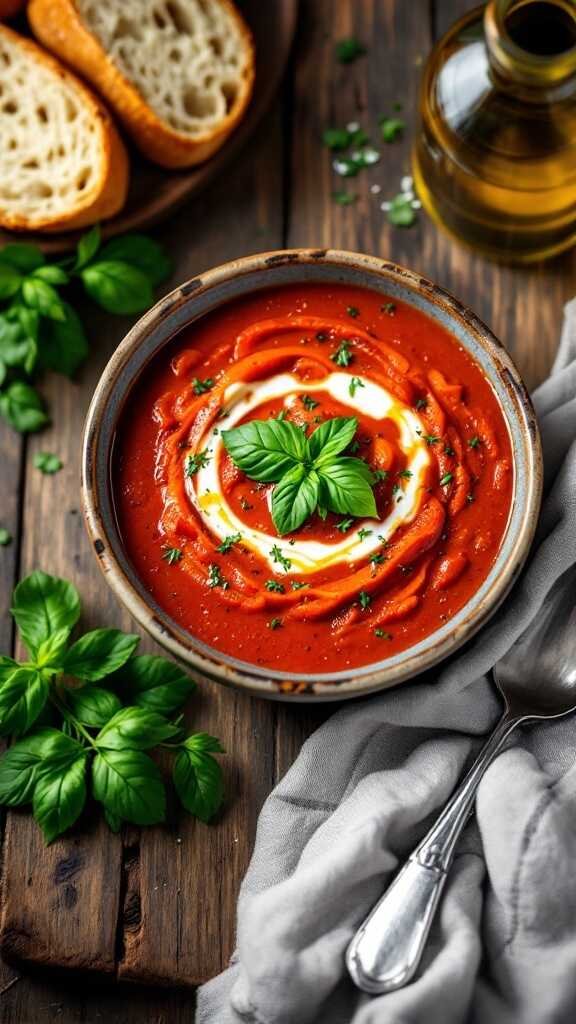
[0,226,172,433]
[0,571,223,843]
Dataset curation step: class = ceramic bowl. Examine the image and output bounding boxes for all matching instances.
[81,249,542,701]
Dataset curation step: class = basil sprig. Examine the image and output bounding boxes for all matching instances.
[0,571,223,843]
[0,226,172,434]
[222,415,377,536]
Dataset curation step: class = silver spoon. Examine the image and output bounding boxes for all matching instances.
[346,568,576,995]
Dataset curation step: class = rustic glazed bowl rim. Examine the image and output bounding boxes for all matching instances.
[81,249,543,702]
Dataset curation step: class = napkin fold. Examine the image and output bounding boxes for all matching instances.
[198,300,576,1024]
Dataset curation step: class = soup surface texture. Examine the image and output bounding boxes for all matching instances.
[113,283,513,676]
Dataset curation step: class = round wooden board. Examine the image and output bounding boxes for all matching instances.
[0,0,298,254]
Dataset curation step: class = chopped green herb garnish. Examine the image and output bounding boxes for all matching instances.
[336,518,354,533]
[270,545,292,572]
[275,409,288,421]
[162,546,183,565]
[240,497,253,512]
[192,377,214,395]
[398,469,413,479]
[375,628,393,639]
[336,37,366,63]
[207,564,229,589]
[468,436,481,448]
[184,449,210,476]
[216,533,242,554]
[358,528,372,540]
[392,483,401,495]
[332,191,357,206]
[323,128,351,151]
[0,527,12,546]
[265,580,285,593]
[373,469,389,482]
[268,618,282,630]
[348,440,361,454]
[347,306,360,318]
[380,117,405,143]
[369,552,386,566]
[444,444,456,456]
[440,472,454,487]
[381,302,396,315]
[330,339,353,367]
[34,452,62,474]
[415,397,428,410]
[387,192,417,228]
[349,376,365,397]
[301,394,320,411]
[291,581,309,590]
[422,434,440,446]
[358,591,371,610]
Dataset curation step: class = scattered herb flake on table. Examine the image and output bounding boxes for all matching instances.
[33,451,62,474]
[0,527,11,546]
[336,37,366,63]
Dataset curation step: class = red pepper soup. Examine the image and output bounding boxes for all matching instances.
[112,283,513,675]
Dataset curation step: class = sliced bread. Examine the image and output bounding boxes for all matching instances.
[28,0,256,169]
[0,26,129,233]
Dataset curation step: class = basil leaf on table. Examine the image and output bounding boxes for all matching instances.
[34,452,63,475]
[21,278,66,321]
[0,243,45,273]
[62,628,139,681]
[33,752,88,843]
[38,302,88,377]
[173,733,225,823]
[32,265,69,287]
[0,727,62,805]
[81,261,153,315]
[73,224,101,271]
[0,655,18,682]
[99,235,173,287]
[11,571,80,658]
[0,667,49,736]
[35,626,71,670]
[0,381,49,432]
[109,654,196,715]
[271,465,320,536]
[0,263,22,300]
[95,707,179,750]
[92,748,166,825]
[66,686,122,729]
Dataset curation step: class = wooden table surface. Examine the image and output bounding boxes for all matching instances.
[1,1,575,1020]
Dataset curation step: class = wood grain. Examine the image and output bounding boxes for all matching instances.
[1,0,575,1019]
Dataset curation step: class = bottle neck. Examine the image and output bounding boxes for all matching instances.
[485,0,576,98]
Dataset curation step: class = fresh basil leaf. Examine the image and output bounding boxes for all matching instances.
[0,263,22,300]
[0,727,59,805]
[0,363,5,388]
[0,667,49,736]
[11,570,81,657]
[0,243,44,273]
[22,278,66,321]
[109,654,195,715]
[221,419,306,483]
[271,465,319,536]
[9,303,40,341]
[0,655,18,682]
[32,265,69,286]
[74,225,101,270]
[308,416,358,465]
[104,807,122,832]
[99,235,172,287]
[81,261,153,315]
[66,686,122,728]
[317,458,377,517]
[38,302,88,377]
[173,734,224,822]
[0,381,49,432]
[34,451,62,475]
[33,753,87,843]
[95,706,179,750]
[62,629,139,681]
[92,748,166,825]
[0,315,37,374]
[35,627,70,669]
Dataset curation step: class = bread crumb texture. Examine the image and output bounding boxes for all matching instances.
[77,0,252,137]
[0,32,103,220]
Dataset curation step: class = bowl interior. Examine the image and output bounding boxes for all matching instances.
[82,251,542,701]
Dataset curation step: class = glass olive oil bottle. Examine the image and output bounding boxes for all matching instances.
[413,0,576,262]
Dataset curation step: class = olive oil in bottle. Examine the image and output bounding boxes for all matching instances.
[413,0,576,262]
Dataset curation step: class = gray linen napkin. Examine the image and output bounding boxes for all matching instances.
[197,300,576,1024]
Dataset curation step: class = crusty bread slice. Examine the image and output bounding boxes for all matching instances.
[28,0,255,169]
[0,26,129,233]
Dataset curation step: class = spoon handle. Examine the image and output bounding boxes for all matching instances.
[346,710,520,995]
